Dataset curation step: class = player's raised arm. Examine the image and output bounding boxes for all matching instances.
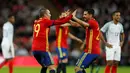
[58,11,81,27]
[69,20,81,27]
[53,10,73,25]
[72,10,89,27]
[39,8,73,27]
[60,20,81,27]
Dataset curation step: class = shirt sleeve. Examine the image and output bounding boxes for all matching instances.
[44,19,54,27]
[120,24,124,33]
[100,23,109,33]
[3,25,9,38]
[53,15,73,25]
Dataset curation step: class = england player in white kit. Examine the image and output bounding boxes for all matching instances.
[0,14,15,73]
[101,11,125,73]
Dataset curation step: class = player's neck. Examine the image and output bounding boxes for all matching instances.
[90,17,93,19]
[40,16,48,19]
[113,20,118,25]
[8,21,13,24]
[44,15,50,19]
[88,17,94,21]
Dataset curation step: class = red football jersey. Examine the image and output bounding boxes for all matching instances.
[32,15,73,52]
[55,26,69,49]
[84,18,101,54]
[32,17,53,52]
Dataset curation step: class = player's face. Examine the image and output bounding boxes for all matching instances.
[45,9,51,19]
[9,16,15,24]
[113,12,121,22]
[59,12,66,18]
[83,11,91,21]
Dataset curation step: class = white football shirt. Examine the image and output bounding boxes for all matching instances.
[101,21,124,46]
[1,21,14,44]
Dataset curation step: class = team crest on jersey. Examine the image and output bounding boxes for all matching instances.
[81,65,84,68]
[63,52,66,56]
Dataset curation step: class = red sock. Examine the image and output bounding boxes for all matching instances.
[111,65,117,73]
[0,60,8,69]
[105,65,111,73]
[8,60,13,73]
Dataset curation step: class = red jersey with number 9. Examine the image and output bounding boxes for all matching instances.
[84,18,101,54]
[32,15,73,52]
[32,17,54,52]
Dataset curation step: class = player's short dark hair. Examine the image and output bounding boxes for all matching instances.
[8,13,14,18]
[112,11,120,16]
[39,7,47,17]
[84,8,94,15]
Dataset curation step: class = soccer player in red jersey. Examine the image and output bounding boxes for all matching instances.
[72,9,101,73]
[55,12,83,73]
[32,7,73,73]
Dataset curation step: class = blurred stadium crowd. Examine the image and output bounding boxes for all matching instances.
[0,0,130,66]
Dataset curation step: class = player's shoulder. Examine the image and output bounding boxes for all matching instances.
[37,18,43,22]
[88,18,98,25]
[4,21,10,25]
[105,21,113,25]
[40,18,51,24]
[3,22,11,28]
[118,22,123,26]
[89,18,97,22]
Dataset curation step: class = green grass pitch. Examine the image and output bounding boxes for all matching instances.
[0,66,130,73]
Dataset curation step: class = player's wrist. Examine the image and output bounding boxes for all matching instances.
[104,42,108,45]
[72,16,76,20]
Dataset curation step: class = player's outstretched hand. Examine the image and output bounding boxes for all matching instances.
[59,9,72,18]
[72,9,77,18]
[105,43,113,48]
